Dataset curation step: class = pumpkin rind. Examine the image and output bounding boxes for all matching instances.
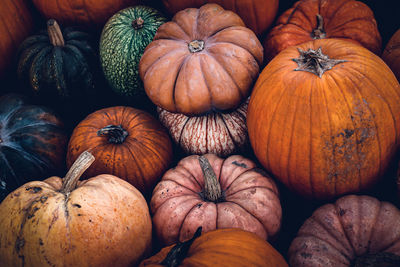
[66,106,173,197]
[382,29,400,82]
[288,195,400,266]
[0,94,67,201]
[157,98,249,157]
[139,3,263,115]
[150,153,281,246]
[247,39,400,200]
[263,0,382,62]
[161,0,279,37]
[100,6,167,97]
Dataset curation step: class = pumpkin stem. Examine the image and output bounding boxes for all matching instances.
[311,14,326,39]
[161,227,202,267]
[199,156,223,203]
[352,252,400,267]
[97,125,129,144]
[292,47,347,78]
[60,151,95,194]
[188,40,205,53]
[47,19,65,46]
[132,17,144,29]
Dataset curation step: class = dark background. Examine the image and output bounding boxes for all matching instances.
[1,0,399,262]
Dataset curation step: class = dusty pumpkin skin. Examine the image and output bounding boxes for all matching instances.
[263,0,382,63]
[139,3,263,115]
[150,153,282,246]
[288,195,400,266]
[140,228,288,267]
[382,29,400,82]
[247,39,400,200]
[0,151,152,267]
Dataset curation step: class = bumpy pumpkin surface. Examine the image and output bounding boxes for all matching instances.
[263,0,382,62]
[289,195,400,266]
[140,228,288,267]
[382,29,400,82]
[161,0,279,37]
[0,151,152,267]
[67,106,173,197]
[0,94,67,202]
[100,6,167,98]
[139,3,263,115]
[158,98,248,157]
[150,154,281,246]
[247,39,400,200]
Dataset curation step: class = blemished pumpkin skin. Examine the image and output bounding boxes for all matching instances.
[247,39,400,200]
[150,154,282,246]
[263,0,382,63]
[140,228,288,267]
[0,151,152,267]
[157,98,248,157]
[139,3,263,116]
[0,0,34,76]
[66,106,173,197]
[31,0,140,28]
[288,195,400,266]
[0,94,67,202]
[382,29,400,82]
[161,0,279,37]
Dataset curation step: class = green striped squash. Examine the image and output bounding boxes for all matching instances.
[100,5,167,98]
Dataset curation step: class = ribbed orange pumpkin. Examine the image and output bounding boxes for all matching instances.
[247,39,400,200]
[382,29,400,82]
[161,0,279,37]
[0,0,33,76]
[263,0,382,62]
[140,228,288,267]
[66,106,173,197]
[139,3,263,115]
[32,0,139,28]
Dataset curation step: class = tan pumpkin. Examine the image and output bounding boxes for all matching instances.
[247,39,400,200]
[0,151,152,267]
[288,195,400,266]
[157,98,249,157]
[139,3,263,115]
[382,29,400,82]
[263,0,382,62]
[150,154,281,246]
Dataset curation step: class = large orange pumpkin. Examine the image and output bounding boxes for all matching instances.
[66,106,173,197]
[31,0,140,28]
[140,228,288,267]
[161,0,279,37]
[247,39,400,200]
[263,0,382,62]
[382,29,400,82]
[0,151,152,267]
[139,3,263,115]
[0,0,33,76]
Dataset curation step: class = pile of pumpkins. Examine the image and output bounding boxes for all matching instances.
[1,0,400,266]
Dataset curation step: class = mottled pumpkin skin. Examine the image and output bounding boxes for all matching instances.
[289,195,400,266]
[139,3,263,115]
[161,0,279,37]
[32,0,140,28]
[247,39,400,200]
[0,0,33,76]
[0,174,152,267]
[150,154,281,246]
[140,228,288,267]
[0,94,67,201]
[382,29,400,82]
[67,106,173,197]
[158,98,248,157]
[263,0,382,62]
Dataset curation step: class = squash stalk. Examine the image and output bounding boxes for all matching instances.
[352,252,400,267]
[47,19,65,46]
[188,40,205,53]
[311,14,326,39]
[97,125,129,144]
[198,156,223,202]
[132,17,144,29]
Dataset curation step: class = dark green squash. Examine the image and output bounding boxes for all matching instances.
[99,5,167,98]
[17,19,98,100]
[0,94,67,201]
